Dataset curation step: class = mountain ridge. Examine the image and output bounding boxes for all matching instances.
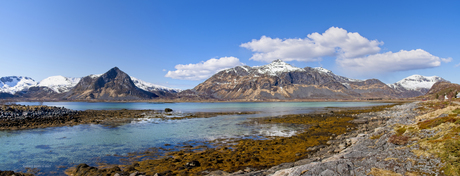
[0,62,450,101]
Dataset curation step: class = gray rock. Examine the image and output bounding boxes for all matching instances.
[208,170,230,176]
[319,169,337,176]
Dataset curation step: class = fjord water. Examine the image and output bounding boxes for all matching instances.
[0,102,388,174]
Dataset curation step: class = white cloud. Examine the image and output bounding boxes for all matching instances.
[240,27,382,62]
[165,57,243,80]
[336,49,445,75]
[242,26,451,76]
[441,57,452,63]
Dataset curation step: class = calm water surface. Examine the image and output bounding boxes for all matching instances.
[0,102,389,174]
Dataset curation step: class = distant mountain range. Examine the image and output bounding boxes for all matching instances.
[0,68,180,100]
[0,60,451,101]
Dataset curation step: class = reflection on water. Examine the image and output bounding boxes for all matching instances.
[256,125,301,137]
[0,101,390,174]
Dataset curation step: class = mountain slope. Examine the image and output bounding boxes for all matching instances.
[0,76,37,94]
[64,67,158,100]
[423,81,460,99]
[130,77,181,93]
[194,60,399,100]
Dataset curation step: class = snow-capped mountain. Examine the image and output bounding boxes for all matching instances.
[195,59,399,100]
[254,59,304,76]
[387,75,447,98]
[37,76,81,93]
[388,75,446,92]
[0,76,37,94]
[130,77,181,93]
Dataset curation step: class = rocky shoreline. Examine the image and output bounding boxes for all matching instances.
[0,105,79,130]
[0,104,259,130]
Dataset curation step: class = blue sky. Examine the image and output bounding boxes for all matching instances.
[1,1,459,89]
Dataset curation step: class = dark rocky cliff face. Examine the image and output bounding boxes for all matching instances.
[65,67,158,100]
[0,93,14,99]
[15,86,61,99]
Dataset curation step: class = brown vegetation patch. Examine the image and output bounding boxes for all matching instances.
[418,116,460,129]
[388,135,409,145]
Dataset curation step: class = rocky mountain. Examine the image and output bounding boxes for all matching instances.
[388,75,446,98]
[0,76,37,95]
[193,59,400,100]
[64,67,158,100]
[423,81,460,100]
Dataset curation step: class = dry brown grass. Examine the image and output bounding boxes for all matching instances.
[388,135,409,145]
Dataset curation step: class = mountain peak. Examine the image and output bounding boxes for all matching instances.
[110,67,121,71]
[256,60,304,76]
[271,59,284,63]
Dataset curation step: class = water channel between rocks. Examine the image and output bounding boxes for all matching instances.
[0,101,390,174]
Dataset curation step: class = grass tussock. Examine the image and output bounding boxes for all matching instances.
[370,133,383,140]
[418,116,460,129]
[396,126,407,136]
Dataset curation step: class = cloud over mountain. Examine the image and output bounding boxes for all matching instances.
[241,27,450,76]
[240,27,382,62]
[165,57,243,80]
[337,49,450,75]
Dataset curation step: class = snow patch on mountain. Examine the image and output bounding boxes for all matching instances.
[38,76,81,93]
[313,67,361,83]
[89,74,103,79]
[130,77,181,93]
[255,59,304,76]
[88,74,180,92]
[0,76,37,94]
[388,75,446,91]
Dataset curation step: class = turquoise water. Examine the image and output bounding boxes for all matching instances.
[0,102,388,174]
